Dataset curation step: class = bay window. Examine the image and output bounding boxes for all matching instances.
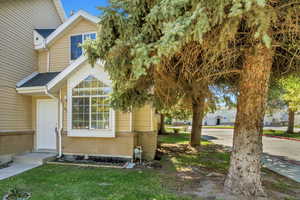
[71,75,112,130]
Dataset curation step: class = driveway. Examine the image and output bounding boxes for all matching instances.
[203,128,300,162]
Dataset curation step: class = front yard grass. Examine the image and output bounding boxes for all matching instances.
[1,131,300,200]
[263,129,300,140]
[0,165,192,200]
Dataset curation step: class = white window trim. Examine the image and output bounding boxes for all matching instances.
[69,32,97,63]
[67,65,115,138]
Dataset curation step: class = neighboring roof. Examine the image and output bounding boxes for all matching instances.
[52,0,67,22]
[35,29,56,38]
[36,10,100,49]
[16,57,104,94]
[18,72,60,88]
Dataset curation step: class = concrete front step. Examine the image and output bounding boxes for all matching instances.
[13,152,56,165]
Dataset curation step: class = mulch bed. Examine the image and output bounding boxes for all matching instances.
[49,155,128,168]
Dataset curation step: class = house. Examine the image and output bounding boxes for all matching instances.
[0,1,158,164]
[0,0,66,164]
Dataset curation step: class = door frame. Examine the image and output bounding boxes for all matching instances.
[35,99,58,152]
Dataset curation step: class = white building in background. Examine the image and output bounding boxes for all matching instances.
[204,109,236,126]
[203,108,300,126]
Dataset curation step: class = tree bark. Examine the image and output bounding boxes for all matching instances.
[224,44,273,198]
[158,114,167,135]
[287,108,295,133]
[190,96,205,148]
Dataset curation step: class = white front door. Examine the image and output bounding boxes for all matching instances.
[37,99,58,151]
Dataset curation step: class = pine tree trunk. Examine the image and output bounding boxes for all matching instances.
[287,108,295,133]
[224,44,273,198]
[190,97,205,148]
[158,114,167,135]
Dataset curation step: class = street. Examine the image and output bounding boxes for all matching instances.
[203,128,300,162]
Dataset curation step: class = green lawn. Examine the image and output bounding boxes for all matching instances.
[0,165,192,200]
[263,129,300,140]
[203,126,234,129]
[158,133,230,173]
[2,130,299,200]
[159,132,211,145]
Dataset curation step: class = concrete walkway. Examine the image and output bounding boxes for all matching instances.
[0,152,56,180]
[202,128,300,183]
[262,154,300,183]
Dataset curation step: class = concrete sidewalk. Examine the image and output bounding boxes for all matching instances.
[0,163,41,180]
[202,129,300,183]
[262,154,300,183]
[0,152,56,180]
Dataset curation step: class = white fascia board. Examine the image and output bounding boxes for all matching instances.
[35,44,46,50]
[16,86,47,94]
[16,72,39,87]
[36,10,100,50]
[52,0,67,22]
[47,56,88,90]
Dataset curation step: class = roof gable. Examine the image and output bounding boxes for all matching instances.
[36,10,100,49]
[35,29,56,38]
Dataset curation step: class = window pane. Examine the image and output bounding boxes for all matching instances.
[72,75,110,96]
[72,76,111,130]
[71,35,83,60]
[72,97,89,129]
[91,97,110,129]
[84,33,96,41]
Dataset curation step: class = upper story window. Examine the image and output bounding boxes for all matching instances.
[70,33,96,61]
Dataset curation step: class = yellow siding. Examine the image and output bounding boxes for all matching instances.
[62,133,135,158]
[136,132,157,160]
[0,0,62,131]
[116,112,131,132]
[0,132,34,156]
[38,51,48,73]
[49,18,98,72]
[133,105,153,132]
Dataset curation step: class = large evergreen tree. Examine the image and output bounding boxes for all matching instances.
[84,0,300,198]
[84,0,239,148]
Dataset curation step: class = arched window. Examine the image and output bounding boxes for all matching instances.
[71,75,112,130]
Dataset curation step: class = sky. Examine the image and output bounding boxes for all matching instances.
[61,0,109,17]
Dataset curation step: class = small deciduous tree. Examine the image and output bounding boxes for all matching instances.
[280,75,300,133]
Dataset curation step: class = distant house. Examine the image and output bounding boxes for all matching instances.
[203,108,298,126]
[204,109,236,126]
[0,1,158,164]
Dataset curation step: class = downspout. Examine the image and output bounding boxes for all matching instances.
[58,88,63,158]
[45,89,63,158]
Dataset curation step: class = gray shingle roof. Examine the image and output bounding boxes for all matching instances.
[35,29,56,38]
[18,72,60,88]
